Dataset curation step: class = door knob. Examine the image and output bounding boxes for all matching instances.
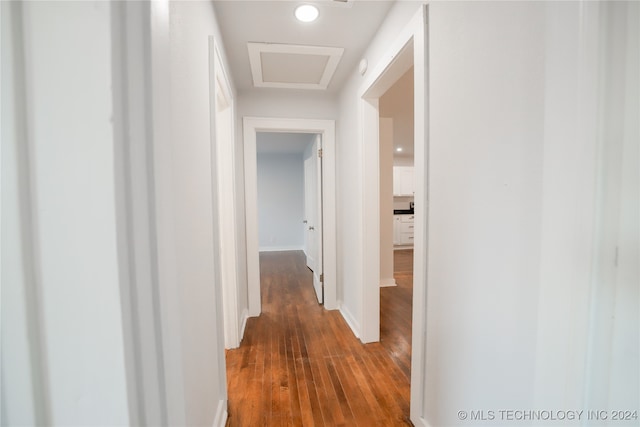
[308,226,315,230]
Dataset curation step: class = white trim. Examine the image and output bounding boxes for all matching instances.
[394,245,414,251]
[239,308,249,343]
[380,278,397,287]
[357,5,429,426]
[243,122,261,317]
[414,417,433,427]
[243,117,338,316]
[210,37,243,349]
[212,399,228,427]
[359,12,420,99]
[409,8,429,425]
[247,42,344,90]
[4,2,50,423]
[111,2,179,424]
[359,97,381,344]
[148,0,187,420]
[259,245,305,252]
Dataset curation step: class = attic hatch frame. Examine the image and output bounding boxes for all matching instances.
[247,42,344,90]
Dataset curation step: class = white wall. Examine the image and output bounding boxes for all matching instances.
[1,3,41,424]
[167,1,230,424]
[256,151,305,251]
[426,3,545,423]
[534,0,639,415]
[2,2,240,426]
[1,2,130,424]
[423,2,639,426]
[238,91,338,121]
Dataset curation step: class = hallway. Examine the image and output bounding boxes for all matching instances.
[225,250,414,426]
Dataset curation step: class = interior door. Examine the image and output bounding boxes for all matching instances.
[303,135,323,304]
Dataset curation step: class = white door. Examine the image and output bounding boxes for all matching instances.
[303,136,323,304]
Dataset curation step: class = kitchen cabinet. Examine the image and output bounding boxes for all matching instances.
[393,214,414,247]
[393,166,414,196]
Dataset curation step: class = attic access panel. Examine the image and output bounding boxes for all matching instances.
[248,42,344,90]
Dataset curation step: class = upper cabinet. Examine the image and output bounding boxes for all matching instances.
[393,166,414,196]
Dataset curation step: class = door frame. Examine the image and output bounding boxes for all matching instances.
[358,6,429,425]
[243,117,338,314]
[209,37,243,349]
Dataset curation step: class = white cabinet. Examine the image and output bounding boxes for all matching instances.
[393,214,414,247]
[393,166,414,196]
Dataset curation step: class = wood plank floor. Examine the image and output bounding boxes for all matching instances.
[226,250,414,426]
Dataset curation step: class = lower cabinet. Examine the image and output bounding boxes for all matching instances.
[393,214,414,247]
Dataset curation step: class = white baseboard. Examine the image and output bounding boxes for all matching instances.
[339,305,360,338]
[213,399,227,427]
[413,416,432,427]
[380,278,397,287]
[259,245,304,252]
[239,308,249,341]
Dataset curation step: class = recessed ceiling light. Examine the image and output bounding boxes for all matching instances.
[295,4,319,23]
[396,147,403,152]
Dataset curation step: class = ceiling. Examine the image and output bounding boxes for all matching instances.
[380,67,415,159]
[257,132,317,154]
[213,0,396,95]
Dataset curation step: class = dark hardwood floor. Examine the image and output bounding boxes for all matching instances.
[381,250,414,382]
[226,250,414,426]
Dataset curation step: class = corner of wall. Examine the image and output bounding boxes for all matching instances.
[212,400,227,427]
[239,308,249,343]
[339,305,360,339]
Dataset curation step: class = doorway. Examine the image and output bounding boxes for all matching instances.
[243,117,338,315]
[255,132,324,304]
[379,65,416,386]
[302,135,324,304]
[358,5,428,425]
[379,67,416,282]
